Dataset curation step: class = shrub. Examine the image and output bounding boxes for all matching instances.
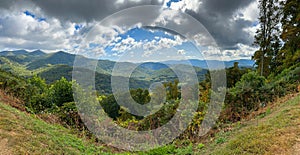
[49,77,73,107]
[223,72,267,121]
[57,102,85,129]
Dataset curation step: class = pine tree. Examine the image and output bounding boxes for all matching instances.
[253,0,281,77]
[278,0,300,72]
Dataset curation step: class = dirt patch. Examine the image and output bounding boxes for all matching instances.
[0,90,25,111]
[0,138,12,155]
[291,139,300,155]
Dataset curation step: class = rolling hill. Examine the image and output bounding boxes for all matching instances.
[0,50,210,84]
[38,65,152,94]
[27,51,76,70]
[0,50,255,92]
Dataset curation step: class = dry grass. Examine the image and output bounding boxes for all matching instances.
[197,93,300,155]
[0,101,108,154]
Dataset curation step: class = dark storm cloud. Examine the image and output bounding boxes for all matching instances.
[185,0,255,49]
[30,0,164,22]
[0,0,34,10]
[28,0,256,49]
[0,0,13,9]
[0,0,257,51]
[201,0,253,16]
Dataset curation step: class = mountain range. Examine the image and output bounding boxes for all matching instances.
[0,50,254,93]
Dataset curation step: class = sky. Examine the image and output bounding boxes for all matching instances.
[0,0,259,62]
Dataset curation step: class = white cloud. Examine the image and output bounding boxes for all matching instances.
[164,0,202,12]
[115,0,143,6]
[153,9,187,26]
[238,0,259,22]
[0,0,259,61]
[177,49,186,55]
[86,25,122,46]
[220,43,258,60]
[111,36,143,52]
[193,33,216,47]
[110,33,186,57]
[0,10,78,51]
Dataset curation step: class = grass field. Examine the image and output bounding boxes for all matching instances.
[0,93,299,154]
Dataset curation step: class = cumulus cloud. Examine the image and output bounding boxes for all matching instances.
[110,34,185,55]
[177,49,186,55]
[111,36,142,52]
[185,0,257,50]
[0,9,76,51]
[164,0,202,12]
[238,0,259,21]
[0,0,260,60]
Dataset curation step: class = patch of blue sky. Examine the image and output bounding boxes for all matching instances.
[24,10,46,22]
[252,21,259,27]
[118,27,175,42]
[166,0,182,7]
[99,27,209,61]
[89,43,101,48]
[24,10,35,18]
[103,27,178,57]
[38,18,46,22]
[75,24,83,30]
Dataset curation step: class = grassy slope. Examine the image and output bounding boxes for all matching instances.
[0,92,299,154]
[0,101,110,155]
[197,93,300,155]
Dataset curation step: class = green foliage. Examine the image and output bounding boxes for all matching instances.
[164,80,180,100]
[277,0,300,72]
[230,71,266,110]
[0,101,105,154]
[226,62,250,88]
[141,144,176,155]
[27,51,75,70]
[99,94,121,119]
[141,143,193,155]
[223,64,300,122]
[0,69,29,100]
[26,75,51,113]
[269,64,300,95]
[49,77,74,107]
[174,144,193,155]
[253,0,281,77]
[130,88,151,105]
[207,94,300,155]
[223,72,267,121]
[137,101,178,130]
[197,143,205,149]
[56,102,85,130]
[216,137,226,144]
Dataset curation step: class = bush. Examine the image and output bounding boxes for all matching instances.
[223,72,267,121]
[56,102,85,129]
[26,76,51,113]
[49,77,73,107]
[222,65,300,122]
[99,94,121,119]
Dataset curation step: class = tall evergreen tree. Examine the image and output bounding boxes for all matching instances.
[278,0,300,72]
[253,0,281,77]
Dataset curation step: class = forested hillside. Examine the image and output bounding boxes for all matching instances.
[0,0,299,154]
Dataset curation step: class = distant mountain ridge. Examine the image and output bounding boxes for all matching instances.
[27,51,77,70]
[0,50,46,56]
[163,59,255,69]
[0,50,254,93]
[0,50,255,69]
